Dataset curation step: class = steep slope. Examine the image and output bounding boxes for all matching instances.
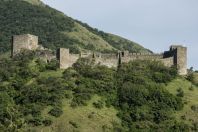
[62,22,116,52]
[166,78,198,128]
[0,51,197,131]
[77,21,152,53]
[23,0,43,5]
[27,96,121,132]
[0,0,150,54]
[3,0,44,5]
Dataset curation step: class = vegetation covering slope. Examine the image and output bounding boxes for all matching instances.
[1,51,197,131]
[28,96,121,132]
[166,78,198,130]
[0,0,150,54]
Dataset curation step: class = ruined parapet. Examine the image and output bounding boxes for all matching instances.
[80,51,92,58]
[121,50,129,57]
[12,34,38,57]
[36,50,56,63]
[57,48,80,69]
[170,45,187,75]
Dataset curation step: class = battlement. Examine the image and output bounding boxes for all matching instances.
[11,34,188,75]
[170,45,186,51]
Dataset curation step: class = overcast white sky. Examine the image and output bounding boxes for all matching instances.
[42,0,198,69]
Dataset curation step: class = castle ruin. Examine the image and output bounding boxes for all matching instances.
[11,34,187,75]
[12,34,39,57]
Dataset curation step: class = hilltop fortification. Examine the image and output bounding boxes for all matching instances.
[11,34,187,75]
[12,34,38,56]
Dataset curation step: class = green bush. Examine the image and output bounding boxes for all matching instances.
[46,59,58,70]
[64,90,73,99]
[35,59,47,72]
[177,88,184,97]
[189,85,194,91]
[69,121,79,128]
[48,107,63,117]
[28,116,43,126]
[191,105,198,112]
[93,100,104,109]
[0,53,186,131]
[42,119,53,126]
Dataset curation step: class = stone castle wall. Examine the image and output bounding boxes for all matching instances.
[11,34,187,75]
[12,34,38,56]
[56,48,79,69]
[57,46,187,75]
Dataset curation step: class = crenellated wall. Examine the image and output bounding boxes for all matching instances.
[11,34,187,75]
[57,46,187,75]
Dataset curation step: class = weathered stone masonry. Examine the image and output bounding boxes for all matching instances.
[12,34,38,57]
[11,34,187,75]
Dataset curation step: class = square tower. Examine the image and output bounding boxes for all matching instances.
[12,34,38,57]
[57,48,70,69]
[170,45,187,75]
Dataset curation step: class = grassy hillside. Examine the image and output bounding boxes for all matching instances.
[193,73,198,85]
[23,0,43,5]
[0,0,150,54]
[77,21,151,53]
[166,77,198,129]
[62,22,116,52]
[1,51,190,131]
[27,96,121,132]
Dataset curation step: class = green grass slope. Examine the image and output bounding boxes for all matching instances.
[28,96,121,132]
[106,33,151,53]
[0,0,150,54]
[194,73,198,85]
[1,51,197,131]
[77,21,151,53]
[166,77,198,127]
[23,0,43,5]
[62,22,116,52]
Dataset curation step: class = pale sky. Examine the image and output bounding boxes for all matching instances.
[42,0,198,69]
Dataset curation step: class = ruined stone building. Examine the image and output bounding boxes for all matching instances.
[12,34,55,62]
[11,34,187,75]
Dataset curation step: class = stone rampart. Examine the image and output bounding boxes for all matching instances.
[12,34,38,56]
[11,34,187,75]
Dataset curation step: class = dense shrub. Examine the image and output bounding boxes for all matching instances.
[45,59,58,70]
[28,116,43,126]
[42,119,53,126]
[69,121,79,128]
[48,107,63,117]
[116,60,182,128]
[0,53,186,131]
[177,88,184,97]
[93,100,104,109]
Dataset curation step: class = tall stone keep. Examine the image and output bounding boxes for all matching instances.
[170,45,187,75]
[57,48,70,69]
[12,34,38,56]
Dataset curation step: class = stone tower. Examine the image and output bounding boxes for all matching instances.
[57,48,70,69]
[170,45,187,75]
[12,34,38,57]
